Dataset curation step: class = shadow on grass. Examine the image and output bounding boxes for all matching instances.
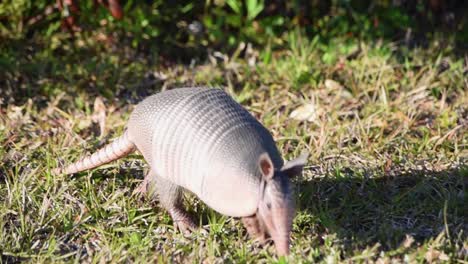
[295,164,467,253]
[0,39,164,108]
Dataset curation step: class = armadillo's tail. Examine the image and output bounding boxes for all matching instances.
[52,130,136,175]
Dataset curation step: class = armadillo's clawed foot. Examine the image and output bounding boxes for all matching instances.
[174,219,198,235]
[242,215,268,244]
[169,208,198,235]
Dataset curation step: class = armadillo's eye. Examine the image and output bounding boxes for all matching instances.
[266,202,272,210]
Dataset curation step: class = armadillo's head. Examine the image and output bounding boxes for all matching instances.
[256,152,308,256]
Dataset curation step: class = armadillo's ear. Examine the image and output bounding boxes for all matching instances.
[258,152,274,180]
[281,152,308,178]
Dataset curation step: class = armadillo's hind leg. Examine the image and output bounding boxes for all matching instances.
[242,215,268,244]
[153,174,197,235]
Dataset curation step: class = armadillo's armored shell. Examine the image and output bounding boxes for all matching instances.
[128,88,283,217]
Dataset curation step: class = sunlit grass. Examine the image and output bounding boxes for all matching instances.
[0,31,466,262]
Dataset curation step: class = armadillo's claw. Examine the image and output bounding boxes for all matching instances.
[174,219,198,235]
[176,221,208,236]
[169,208,198,235]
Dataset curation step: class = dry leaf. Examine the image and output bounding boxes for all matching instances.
[402,234,415,248]
[290,103,317,122]
[325,79,343,90]
[424,247,440,263]
[438,252,449,261]
[92,97,107,137]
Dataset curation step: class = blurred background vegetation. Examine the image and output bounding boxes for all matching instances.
[1,0,466,104]
[1,0,467,54]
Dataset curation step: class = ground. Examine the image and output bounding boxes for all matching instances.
[0,30,467,263]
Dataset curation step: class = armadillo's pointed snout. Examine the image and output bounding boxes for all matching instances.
[273,235,291,256]
[258,205,294,256]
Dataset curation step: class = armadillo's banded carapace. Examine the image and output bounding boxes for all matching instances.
[127,88,284,217]
[52,130,136,175]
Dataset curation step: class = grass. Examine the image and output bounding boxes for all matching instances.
[0,30,467,263]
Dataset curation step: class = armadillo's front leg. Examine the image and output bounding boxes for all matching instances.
[242,215,268,243]
[154,174,197,235]
[133,175,150,196]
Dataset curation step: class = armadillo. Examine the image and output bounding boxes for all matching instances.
[53,87,307,256]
